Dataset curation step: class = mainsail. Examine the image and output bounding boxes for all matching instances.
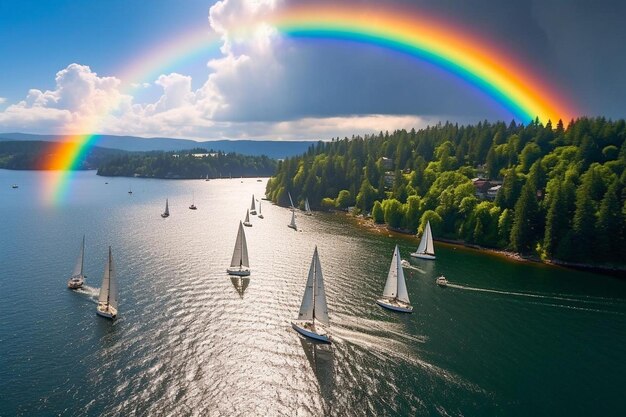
[98,246,117,309]
[230,221,249,268]
[382,245,410,304]
[305,198,311,214]
[289,211,297,229]
[298,247,329,325]
[382,245,400,298]
[288,192,295,209]
[164,199,170,216]
[251,195,256,212]
[416,221,434,255]
[244,209,250,224]
[72,236,85,277]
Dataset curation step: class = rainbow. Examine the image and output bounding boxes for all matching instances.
[45,3,579,204]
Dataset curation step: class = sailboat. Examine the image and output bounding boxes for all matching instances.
[205,174,210,181]
[128,186,132,194]
[288,210,297,230]
[227,221,250,276]
[161,199,170,218]
[304,198,312,216]
[250,194,257,215]
[97,246,118,319]
[292,247,331,343]
[288,192,295,210]
[189,193,197,210]
[258,200,264,219]
[243,209,252,227]
[67,235,86,289]
[410,220,436,260]
[376,245,413,313]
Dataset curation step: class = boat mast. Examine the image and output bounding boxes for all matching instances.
[106,247,112,306]
[312,250,316,325]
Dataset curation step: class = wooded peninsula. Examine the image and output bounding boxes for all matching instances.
[266,118,625,267]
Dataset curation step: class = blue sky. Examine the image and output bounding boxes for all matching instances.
[0,0,624,140]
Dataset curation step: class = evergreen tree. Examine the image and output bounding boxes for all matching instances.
[510,182,540,253]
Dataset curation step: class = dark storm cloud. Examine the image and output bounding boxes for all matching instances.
[267,0,626,120]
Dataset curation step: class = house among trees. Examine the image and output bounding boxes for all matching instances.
[487,185,501,200]
[472,177,493,199]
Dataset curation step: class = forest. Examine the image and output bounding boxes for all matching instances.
[97,148,277,179]
[266,118,626,266]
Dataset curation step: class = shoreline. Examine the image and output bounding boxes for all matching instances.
[342,212,625,278]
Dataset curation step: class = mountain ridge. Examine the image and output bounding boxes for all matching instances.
[0,132,318,159]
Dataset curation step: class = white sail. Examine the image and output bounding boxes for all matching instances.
[251,195,256,211]
[72,236,85,277]
[108,247,118,310]
[424,221,435,255]
[382,245,400,298]
[289,211,297,229]
[164,199,169,216]
[297,247,329,325]
[230,222,249,268]
[313,248,329,325]
[298,254,316,321]
[395,248,410,304]
[98,247,111,305]
[288,192,295,209]
[305,198,311,212]
[240,224,249,268]
[258,201,262,215]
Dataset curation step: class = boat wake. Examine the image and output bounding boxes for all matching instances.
[76,285,100,303]
[446,283,625,314]
[402,264,426,274]
[331,325,484,394]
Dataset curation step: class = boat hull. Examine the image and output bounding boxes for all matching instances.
[436,277,448,287]
[292,322,331,344]
[243,222,252,227]
[67,276,84,289]
[96,304,117,319]
[410,252,436,260]
[258,215,264,219]
[288,225,297,230]
[250,210,257,215]
[227,268,250,276]
[161,214,169,218]
[376,299,413,313]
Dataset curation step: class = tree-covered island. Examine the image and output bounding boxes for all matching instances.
[266,118,626,267]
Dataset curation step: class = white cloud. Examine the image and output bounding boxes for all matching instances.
[0,63,131,133]
[0,97,6,104]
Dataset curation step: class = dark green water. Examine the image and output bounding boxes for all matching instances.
[1,170,625,416]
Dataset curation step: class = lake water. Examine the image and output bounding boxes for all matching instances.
[1,169,625,416]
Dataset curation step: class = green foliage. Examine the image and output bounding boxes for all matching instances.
[266,117,626,264]
[97,149,276,179]
[372,201,385,223]
[335,190,352,209]
[383,199,404,229]
[321,197,336,210]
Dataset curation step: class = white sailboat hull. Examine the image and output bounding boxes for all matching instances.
[410,252,436,260]
[292,321,331,344]
[376,298,413,313]
[96,303,117,319]
[227,267,250,276]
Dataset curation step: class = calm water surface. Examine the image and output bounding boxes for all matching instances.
[1,170,625,416]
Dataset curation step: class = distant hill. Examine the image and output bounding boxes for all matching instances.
[0,133,317,159]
